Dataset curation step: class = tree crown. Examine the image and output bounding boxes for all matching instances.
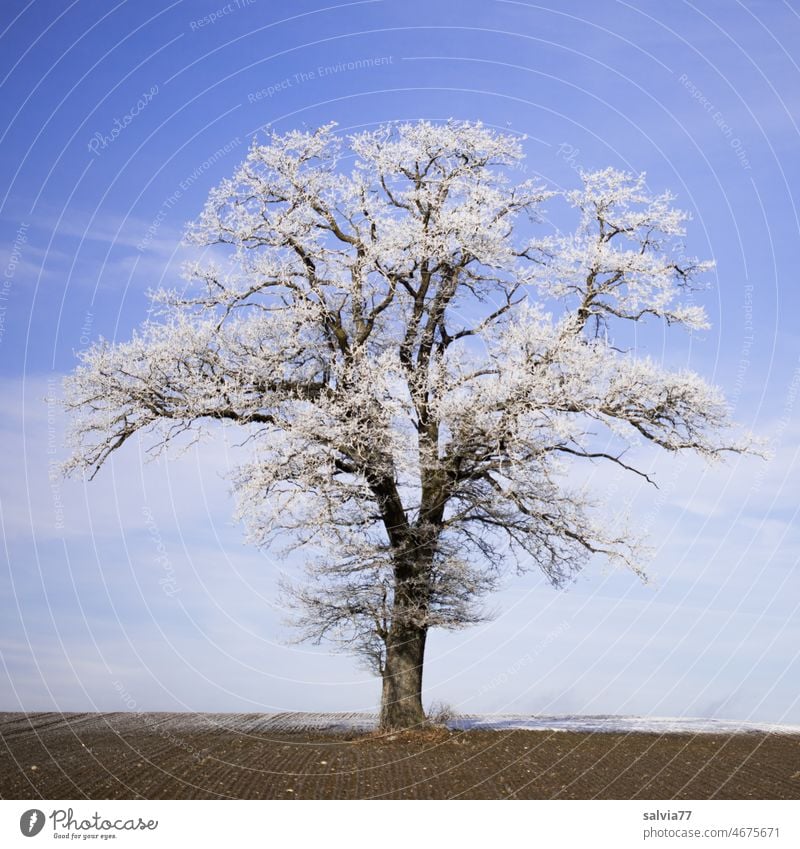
[63,120,753,670]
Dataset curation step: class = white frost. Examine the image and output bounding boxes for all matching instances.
[62,121,757,674]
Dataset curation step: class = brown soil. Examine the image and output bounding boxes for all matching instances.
[2,713,799,800]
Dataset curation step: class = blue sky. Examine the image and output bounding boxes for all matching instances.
[1,0,799,723]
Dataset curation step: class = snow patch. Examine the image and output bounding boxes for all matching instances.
[3,711,798,736]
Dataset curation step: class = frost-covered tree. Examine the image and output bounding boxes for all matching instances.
[63,121,752,729]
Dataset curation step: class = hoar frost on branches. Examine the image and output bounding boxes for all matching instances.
[63,121,754,729]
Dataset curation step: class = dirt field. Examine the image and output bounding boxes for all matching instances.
[2,713,799,800]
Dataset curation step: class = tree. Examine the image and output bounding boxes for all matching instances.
[63,121,752,730]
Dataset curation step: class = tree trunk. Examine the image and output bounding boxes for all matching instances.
[377,525,435,730]
[379,622,427,730]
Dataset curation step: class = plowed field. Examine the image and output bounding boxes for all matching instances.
[2,713,798,800]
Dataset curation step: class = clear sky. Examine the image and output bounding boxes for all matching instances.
[1,0,799,723]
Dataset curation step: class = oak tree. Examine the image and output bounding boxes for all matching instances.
[64,121,750,729]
